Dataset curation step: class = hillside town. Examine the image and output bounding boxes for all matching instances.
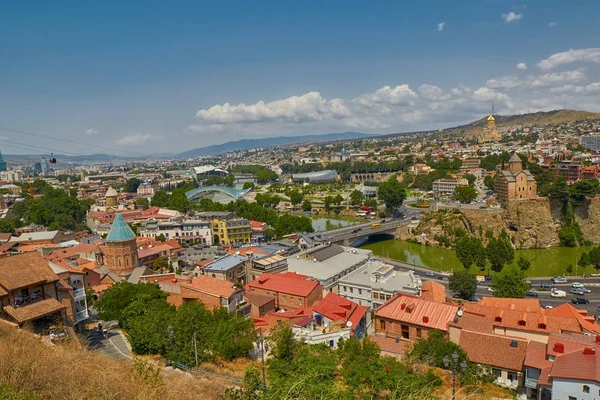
[1,111,600,399]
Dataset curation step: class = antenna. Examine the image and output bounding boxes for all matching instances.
[491,101,494,116]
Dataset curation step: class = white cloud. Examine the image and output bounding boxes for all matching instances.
[530,71,586,87]
[84,129,99,135]
[516,63,527,70]
[549,22,556,27]
[186,47,600,144]
[116,133,154,146]
[502,12,523,23]
[437,22,445,32]
[538,48,600,70]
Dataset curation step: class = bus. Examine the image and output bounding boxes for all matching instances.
[370,223,381,229]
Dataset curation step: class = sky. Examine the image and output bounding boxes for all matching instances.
[1,1,600,156]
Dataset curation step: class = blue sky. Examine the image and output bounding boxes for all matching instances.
[1,1,600,155]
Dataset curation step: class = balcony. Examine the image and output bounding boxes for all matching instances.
[524,377,539,389]
[75,309,89,323]
[11,291,45,308]
[73,287,85,300]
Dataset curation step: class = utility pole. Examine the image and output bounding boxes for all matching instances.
[193,332,198,367]
[257,328,268,390]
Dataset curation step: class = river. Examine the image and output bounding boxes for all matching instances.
[359,237,594,278]
[311,217,359,232]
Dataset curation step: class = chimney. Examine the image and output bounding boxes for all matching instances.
[401,303,406,310]
[553,343,565,354]
[584,347,596,356]
[596,335,600,344]
[422,316,430,323]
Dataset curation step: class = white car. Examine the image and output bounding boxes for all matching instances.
[572,282,584,289]
[551,290,567,298]
[544,305,553,309]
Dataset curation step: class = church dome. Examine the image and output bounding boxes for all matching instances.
[105,214,136,242]
[487,115,495,121]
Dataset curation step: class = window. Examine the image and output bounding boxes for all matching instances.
[343,286,347,292]
[373,292,379,300]
[380,320,386,330]
[507,371,517,382]
[358,289,362,295]
[401,324,409,339]
[568,397,576,400]
[583,385,590,394]
[282,295,287,303]
[350,288,353,294]
[416,328,422,338]
[298,299,302,305]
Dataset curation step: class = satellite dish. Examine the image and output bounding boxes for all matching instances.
[346,321,353,328]
[519,394,527,400]
[504,380,512,388]
[496,377,504,385]
[457,309,464,317]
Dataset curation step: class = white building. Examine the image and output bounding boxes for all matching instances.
[432,178,469,195]
[138,218,212,246]
[581,134,600,152]
[286,244,372,293]
[338,262,422,309]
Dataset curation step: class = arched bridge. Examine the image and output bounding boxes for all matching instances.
[311,219,412,246]
[186,186,250,201]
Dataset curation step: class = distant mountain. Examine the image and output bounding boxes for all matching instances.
[177,132,374,158]
[452,109,600,137]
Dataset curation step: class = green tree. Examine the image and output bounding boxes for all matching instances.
[464,173,476,186]
[486,234,515,273]
[224,367,264,400]
[453,185,477,203]
[377,176,406,212]
[448,270,477,300]
[209,307,256,361]
[566,264,574,274]
[242,181,255,190]
[363,198,378,208]
[549,176,570,210]
[0,220,15,234]
[408,329,468,368]
[169,189,190,213]
[349,189,364,206]
[301,199,312,212]
[590,247,600,270]
[288,190,304,206]
[153,256,169,271]
[125,178,142,193]
[517,256,531,272]
[150,190,170,207]
[135,198,149,209]
[455,236,486,270]
[155,234,166,242]
[483,174,495,192]
[579,252,590,273]
[492,265,529,298]
[95,282,167,322]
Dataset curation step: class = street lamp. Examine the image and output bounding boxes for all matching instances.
[443,351,468,400]
[440,257,444,272]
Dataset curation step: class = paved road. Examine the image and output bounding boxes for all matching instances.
[85,320,132,361]
[385,259,600,318]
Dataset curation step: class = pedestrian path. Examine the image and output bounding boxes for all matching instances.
[85,320,132,360]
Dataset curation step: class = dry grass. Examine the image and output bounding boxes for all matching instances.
[0,326,227,400]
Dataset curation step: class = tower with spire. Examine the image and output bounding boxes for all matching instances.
[479,103,501,143]
[0,151,7,172]
[103,214,138,275]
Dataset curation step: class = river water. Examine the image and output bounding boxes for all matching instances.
[359,237,594,278]
[311,217,359,232]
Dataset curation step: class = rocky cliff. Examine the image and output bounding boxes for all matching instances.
[413,198,574,249]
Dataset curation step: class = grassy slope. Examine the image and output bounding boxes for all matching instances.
[0,326,226,400]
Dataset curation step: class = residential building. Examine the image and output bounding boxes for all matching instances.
[136,183,157,196]
[246,254,288,282]
[552,160,583,184]
[48,262,89,326]
[459,158,481,171]
[245,291,276,317]
[524,333,600,400]
[338,261,422,309]
[165,276,244,312]
[0,252,72,331]
[249,220,268,242]
[432,178,468,195]
[246,272,323,310]
[580,134,600,152]
[137,240,184,269]
[287,244,372,293]
[211,219,252,245]
[374,294,459,342]
[138,218,212,246]
[203,253,248,284]
[495,153,537,203]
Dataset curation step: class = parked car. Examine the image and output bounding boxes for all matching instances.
[543,305,553,309]
[597,304,600,312]
[479,205,487,209]
[425,272,435,277]
[437,275,447,280]
[572,282,584,288]
[551,290,567,298]
[572,298,590,305]
[581,287,591,293]
[526,290,538,297]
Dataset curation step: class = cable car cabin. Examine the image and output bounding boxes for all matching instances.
[49,153,57,164]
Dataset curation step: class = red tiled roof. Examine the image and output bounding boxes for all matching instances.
[524,341,553,371]
[459,330,528,371]
[368,335,412,355]
[545,303,600,335]
[312,292,367,332]
[375,294,459,332]
[226,247,268,256]
[2,298,65,324]
[421,281,446,304]
[550,345,600,384]
[247,273,320,297]
[245,291,276,307]
[547,331,598,357]
[477,297,541,311]
[180,276,236,298]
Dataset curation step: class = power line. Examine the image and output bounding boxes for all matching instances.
[0,139,83,157]
[0,126,149,157]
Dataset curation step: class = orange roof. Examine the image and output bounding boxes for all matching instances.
[547,332,599,357]
[421,281,446,304]
[459,330,527,371]
[312,292,367,331]
[368,335,412,355]
[477,297,541,311]
[226,247,268,256]
[550,345,600,384]
[180,275,237,298]
[375,294,459,332]
[545,303,600,334]
[2,298,65,324]
[524,340,553,371]
[247,272,320,297]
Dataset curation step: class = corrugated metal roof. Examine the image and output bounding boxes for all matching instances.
[105,214,136,242]
[375,294,459,331]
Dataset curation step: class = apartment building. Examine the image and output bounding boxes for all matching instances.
[432,178,468,194]
[246,272,323,310]
[138,218,212,246]
[212,219,252,245]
